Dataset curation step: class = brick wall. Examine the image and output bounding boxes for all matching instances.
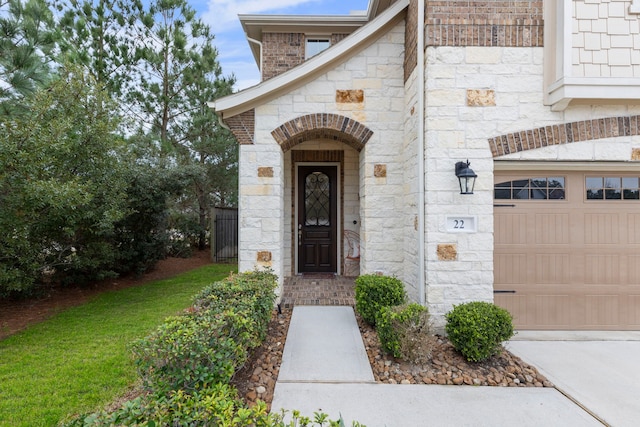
[262,33,354,80]
[404,0,418,82]
[425,0,543,47]
[262,33,305,80]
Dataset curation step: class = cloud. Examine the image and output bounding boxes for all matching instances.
[202,0,320,34]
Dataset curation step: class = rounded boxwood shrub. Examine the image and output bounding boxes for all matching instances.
[376,303,433,362]
[445,301,514,362]
[355,274,406,325]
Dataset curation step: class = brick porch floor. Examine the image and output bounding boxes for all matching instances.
[280,274,356,308]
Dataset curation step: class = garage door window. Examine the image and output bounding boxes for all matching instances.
[586,176,640,200]
[494,177,565,200]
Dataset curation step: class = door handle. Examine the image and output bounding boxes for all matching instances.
[298,224,302,246]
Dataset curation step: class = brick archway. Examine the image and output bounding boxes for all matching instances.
[271,113,373,152]
[489,115,640,157]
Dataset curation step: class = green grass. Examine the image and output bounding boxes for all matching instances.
[0,263,236,427]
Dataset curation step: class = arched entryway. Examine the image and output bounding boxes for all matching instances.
[273,114,373,276]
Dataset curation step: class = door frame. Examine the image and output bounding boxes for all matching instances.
[295,162,341,274]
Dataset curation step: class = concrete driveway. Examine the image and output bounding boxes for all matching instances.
[507,332,640,427]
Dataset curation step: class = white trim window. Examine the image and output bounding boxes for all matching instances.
[305,37,330,59]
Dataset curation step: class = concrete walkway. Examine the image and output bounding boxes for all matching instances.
[508,338,640,427]
[271,306,603,427]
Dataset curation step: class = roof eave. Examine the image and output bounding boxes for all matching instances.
[212,0,408,120]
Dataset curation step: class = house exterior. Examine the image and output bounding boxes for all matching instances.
[211,0,640,331]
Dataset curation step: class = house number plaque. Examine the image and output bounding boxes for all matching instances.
[445,216,477,233]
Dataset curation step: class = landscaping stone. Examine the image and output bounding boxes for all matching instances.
[234,307,554,410]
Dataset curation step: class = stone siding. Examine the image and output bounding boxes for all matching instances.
[238,21,407,286]
[424,44,640,324]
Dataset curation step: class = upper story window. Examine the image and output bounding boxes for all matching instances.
[305,38,330,59]
[494,177,566,200]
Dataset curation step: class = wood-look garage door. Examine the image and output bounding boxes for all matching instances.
[494,170,640,330]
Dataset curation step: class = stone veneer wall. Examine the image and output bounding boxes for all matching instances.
[424,41,640,324]
[238,21,407,286]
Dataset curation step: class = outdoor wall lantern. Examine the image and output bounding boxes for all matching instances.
[455,160,477,195]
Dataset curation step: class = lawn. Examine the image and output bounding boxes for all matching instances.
[0,263,236,427]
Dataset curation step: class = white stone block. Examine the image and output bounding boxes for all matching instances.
[465,47,502,64]
[426,89,465,107]
[432,47,465,64]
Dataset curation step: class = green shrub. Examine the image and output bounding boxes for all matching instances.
[192,270,277,342]
[132,270,278,393]
[445,301,514,362]
[132,310,251,393]
[355,274,406,325]
[376,303,433,362]
[61,383,276,426]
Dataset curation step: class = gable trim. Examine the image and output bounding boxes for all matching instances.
[210,0,408,119]
[489,115,640,158]
[272,113,373,152]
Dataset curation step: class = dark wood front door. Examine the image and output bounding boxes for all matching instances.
[298,166,337,273]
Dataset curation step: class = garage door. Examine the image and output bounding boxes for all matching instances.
[494,170,640,330]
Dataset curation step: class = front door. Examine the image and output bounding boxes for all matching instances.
[297,166,337,273]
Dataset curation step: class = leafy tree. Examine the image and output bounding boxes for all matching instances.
[0,0,59,115]
[0,63,129,294]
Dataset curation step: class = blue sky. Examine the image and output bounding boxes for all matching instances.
[193,0,371,90]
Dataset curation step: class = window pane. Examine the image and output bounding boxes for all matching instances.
[586,177,603,200]
[604,177,621,199]
[304,172,330,226]
[586,177,603,189]
[604,177,621,188]
[494,182,511,199]
[623,189,640,199]
[605,188,622,199]
[623,177,639,188]
[306,39,330,58]
[548,177,565,199]
[530,178,547,199]
[511,179,529,199]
